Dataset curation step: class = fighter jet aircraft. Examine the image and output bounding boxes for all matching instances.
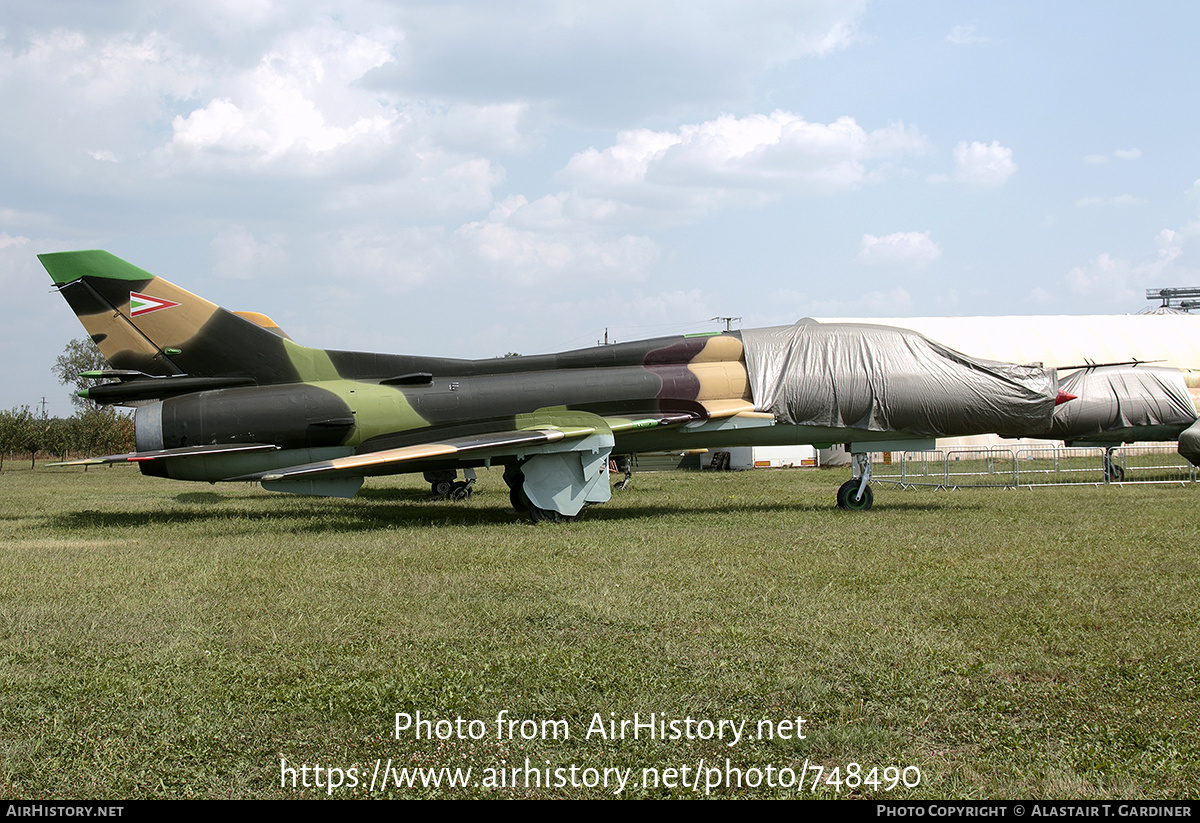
[41,250,1067,517]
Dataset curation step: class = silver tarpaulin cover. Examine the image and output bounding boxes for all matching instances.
[1179,420,1200,466]
[1050,365,1198,439]
[739,321,1058,438]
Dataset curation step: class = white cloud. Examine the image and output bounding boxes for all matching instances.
[1075,195,1146,208]
[167,24,402,166]
[946,25,987,45]
[1084,148,1141,164]
[951,141,1017,186]
[0,233,30,250]
[855,231,941,269]
[560,111,930,224]
[0,28,206,173]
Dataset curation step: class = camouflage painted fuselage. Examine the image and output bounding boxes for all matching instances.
[46,251,781,480]
[136,332,774,479]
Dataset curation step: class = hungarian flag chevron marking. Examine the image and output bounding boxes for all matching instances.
[129,291,181,317]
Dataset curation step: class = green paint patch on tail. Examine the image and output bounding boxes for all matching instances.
[38,250,156,285]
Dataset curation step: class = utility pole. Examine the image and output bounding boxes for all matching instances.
[711,316,741,332]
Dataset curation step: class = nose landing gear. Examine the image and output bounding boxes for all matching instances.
[836,451,874,511]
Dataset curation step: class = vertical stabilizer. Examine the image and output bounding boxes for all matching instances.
[39,250,302,384]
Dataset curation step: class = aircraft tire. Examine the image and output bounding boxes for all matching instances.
[450,480,473,500]
[503,465,529,511]
[510,485,529,512]
[432,480,453,497]
[836,479,873,511]
[528,506,572,524]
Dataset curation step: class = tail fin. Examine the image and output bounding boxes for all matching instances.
[40,250,304,384]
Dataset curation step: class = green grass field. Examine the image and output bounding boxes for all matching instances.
[1,464,1197,798]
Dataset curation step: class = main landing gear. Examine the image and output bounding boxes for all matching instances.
[836,452,874,511]
[503,464,574,523]
[425,469,476,500]
[502,439,613,524]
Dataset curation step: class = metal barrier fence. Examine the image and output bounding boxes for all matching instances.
[873,445,1199,489]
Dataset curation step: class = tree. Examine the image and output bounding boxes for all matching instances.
[44,416,73,461]
[53,338,110,410]
[0,408,20,472]
[72,406,134,457]
[50,339,134,462]
[0,406,40,469]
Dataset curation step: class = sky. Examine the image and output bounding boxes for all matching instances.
[3,1,1200,415]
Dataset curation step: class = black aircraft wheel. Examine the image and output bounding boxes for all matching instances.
[431,479,453,497]
[450,480,473,500]
[508,478,534,514]
[836,479,873,511]
[509,485,529,512]
[528,506,556,524]
[504,466,532,512]
[528,506,573,524]
[1105,465,1125,482]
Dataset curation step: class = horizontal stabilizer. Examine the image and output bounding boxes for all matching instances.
[82,375,258,404]
[80,369,151,381]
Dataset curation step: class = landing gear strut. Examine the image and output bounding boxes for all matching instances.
[1103,447,1125,483]
[837,452,874,511]
[612,455,633,490]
